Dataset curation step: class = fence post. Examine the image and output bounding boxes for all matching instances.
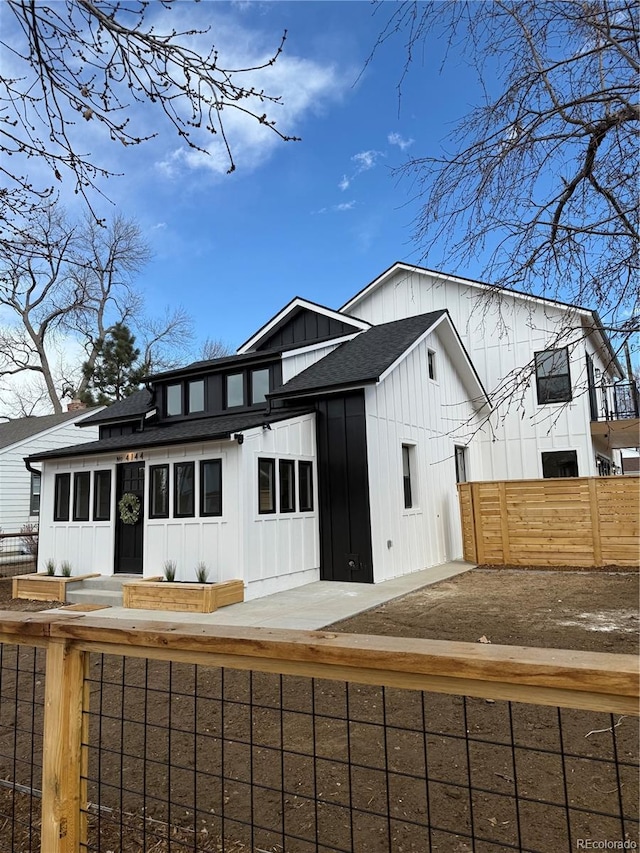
[41,638,87,853]
[588,478,604,567]
[498,481,511,564]
[470,482,485,564]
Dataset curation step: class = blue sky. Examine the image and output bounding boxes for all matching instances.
[31,1,489,355]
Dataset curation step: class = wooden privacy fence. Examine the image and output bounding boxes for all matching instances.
[0,612,638,852]
[458,475,640,567]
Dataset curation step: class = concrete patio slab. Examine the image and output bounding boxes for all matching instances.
[43,560,473,630]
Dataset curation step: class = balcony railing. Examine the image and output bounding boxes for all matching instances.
[590,381,639,422]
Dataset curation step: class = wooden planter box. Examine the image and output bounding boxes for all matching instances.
[122,579,244,613]
[12,573,100,602]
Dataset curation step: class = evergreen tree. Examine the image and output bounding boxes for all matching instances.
[80,323,146,406]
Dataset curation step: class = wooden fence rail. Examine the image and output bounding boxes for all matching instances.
[458,475,640,567]
[0,612,638,852]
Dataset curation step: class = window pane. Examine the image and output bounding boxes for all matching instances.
[73,472,90,521]
[542,450,578,478]
[174,462,195,517]
[189,379,205,413]
[93,470,111,521]
[402,445,413,509]
[30,472,41,515]
[279,460,295,512]
[454,446,467,484]
[166,383,182,416]
[201,460,222,516]
[535,349,572,403]
[226,373,244,408]
[299,461,313,512]
[150,466,169,518]
[428,350,436,381]
[258,458,275,513]
[54,474,70,521]
[251,368,270,405]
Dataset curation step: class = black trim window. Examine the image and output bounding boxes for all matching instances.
[542,450,578,478]
[166,383,182,416]
[251,368,270,405]
[54,473,71,521]
[93,470,111,521]
[279,460,295,512]
[188,379,205,413]
[402,445,414,509]
[29,471,41,516]
[454,446,467,484]
[149,465,170,518]
[226,373,244,408]
[427,349,436,381]
[73,472,90,521]
[535,349,572,404]
[258,458,276,514]
[174,462,195,517]
[299,461,314,512]
[201,460,222,516]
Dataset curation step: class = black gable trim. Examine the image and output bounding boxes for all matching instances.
[256,307,364,352]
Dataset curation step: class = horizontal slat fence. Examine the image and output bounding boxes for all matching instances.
[459,476,639,567]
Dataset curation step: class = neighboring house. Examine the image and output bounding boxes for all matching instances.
[26,267,638,598]
[0,407,101,534]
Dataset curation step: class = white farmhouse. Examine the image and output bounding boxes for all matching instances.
[27,266,638,598]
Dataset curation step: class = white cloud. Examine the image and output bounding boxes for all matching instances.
[338,175,350,191]
[335,201,356,211]
[388,132,414,151]
[352,150,384,173]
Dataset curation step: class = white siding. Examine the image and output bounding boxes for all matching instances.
[365,329,485,581]
[349,269,610,480]
[0,415,99,533]
[281,340,349,384]
[240,413,320,600]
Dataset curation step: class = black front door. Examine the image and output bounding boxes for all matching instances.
[114,462,145,574]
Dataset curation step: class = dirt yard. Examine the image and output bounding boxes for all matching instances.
[1,568,638,853]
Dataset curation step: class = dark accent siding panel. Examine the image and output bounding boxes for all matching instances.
[257,308,361,351]
[315,392,373,583]
[207,374,223,414]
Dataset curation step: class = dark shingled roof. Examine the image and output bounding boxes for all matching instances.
[270,311,447,398]
[0,409,99,451]
[26,406,314,462]
[79,389,153,426]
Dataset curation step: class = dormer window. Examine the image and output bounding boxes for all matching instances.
[251,368,270,405]
[188,379,205,413]
[226,373,244,408]
[166,383,182,416]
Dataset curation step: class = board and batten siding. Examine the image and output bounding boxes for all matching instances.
[241,413,319,600]
[347,269,615,480]
[365,328,485,582]
[0,415,99,534]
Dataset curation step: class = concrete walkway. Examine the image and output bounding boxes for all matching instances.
[49,561,473,630]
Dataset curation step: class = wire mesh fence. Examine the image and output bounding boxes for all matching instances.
[0,643,45,853]
[78,655,639,853]
[0,531,38,579]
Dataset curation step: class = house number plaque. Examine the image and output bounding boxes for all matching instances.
[116,451,145,463]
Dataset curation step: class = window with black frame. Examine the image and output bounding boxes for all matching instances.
[73,472,90,521]
[149,465,170,518]
[298,461,314,512]
[535,349,572,404]
[54,473,70,521]
[93,470,111,521]
[29,471,41,515]
[279,460,295,512]
[174,461,195,517]
[258,458,276,514]
[200,460,222,516]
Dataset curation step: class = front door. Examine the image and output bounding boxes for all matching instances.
[114,461,145,574]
